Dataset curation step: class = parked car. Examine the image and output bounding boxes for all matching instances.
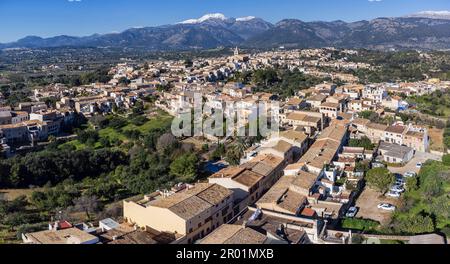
[394,173,403,179]
[346,207,358,218]
[404,172,417,178]
[390,185,405,193]
[386,191,401,198]
[372,162,386,168]
[416,163,423,168]
[395,179,405,186]
[378,203,396,211]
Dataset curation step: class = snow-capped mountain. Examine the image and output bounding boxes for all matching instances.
[177,13,273,40]
[0,13,273,50]
[236,16,256,22]
[179,13,228,24]
[179,13,260,24]
[406,11,450,20]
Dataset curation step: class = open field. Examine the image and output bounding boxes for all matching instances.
[59,110,173,151]
[355,187,401,225]
[0,189,42,201]
[429,127,445,152]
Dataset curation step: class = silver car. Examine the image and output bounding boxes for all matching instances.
[391,185,405,193]
[378,203,396,211]
[386,191,401,198]
[346,207,358,218]
[404,172,417,178]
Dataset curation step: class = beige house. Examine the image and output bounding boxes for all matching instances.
[284,111,323,135]
[306,94,327,109]
[297,122,348,174]
[366,122,388,143]
[320,102,340,119]
[384,125,408,145]
[123,183,233,244]
[256,170,318,216]
[209,166,265,207]
[404,129,429,152]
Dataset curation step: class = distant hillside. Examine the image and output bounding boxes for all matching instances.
[3,13,450,51]
[245,17,450,50]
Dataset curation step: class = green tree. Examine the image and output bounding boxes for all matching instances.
[405,177,418,191]
[392,214,435,234]
[170,153,199,182]
[365,168,395,193]
[421,173,443,198]
[442,154,450,166]
[349,137,375,150]
[430,195,450,220]
[225,147,242,166]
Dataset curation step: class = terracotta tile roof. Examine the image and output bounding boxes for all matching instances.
[300,208,317,217]
[210,167,245,179]
[291,170,319,191]
[352,118,371,126]
[385,125,407,134]
[272,140,293,153]
[280,130,308,144]
[367,122,388,131]
[257,176,296,205]
[320,102,340,108]
[233,170,264,188]
[277,190,307,214]
[149,183,232,220]
[286,112,321,124]
[306,94,327,102]
[200,225,267,244]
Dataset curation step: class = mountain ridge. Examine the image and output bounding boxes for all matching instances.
[2,13,450,50]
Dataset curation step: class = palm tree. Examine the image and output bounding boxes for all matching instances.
[233,137,251,158]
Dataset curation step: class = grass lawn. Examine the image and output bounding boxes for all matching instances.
[123,111,173,134]
[0,189,42,201]
[0,227,21,244]
[99,127,127,142]
[59,111,173,151]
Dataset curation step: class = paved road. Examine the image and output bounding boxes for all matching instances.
[388,151,442,175]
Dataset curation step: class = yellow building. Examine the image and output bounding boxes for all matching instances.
[123,183,233,244]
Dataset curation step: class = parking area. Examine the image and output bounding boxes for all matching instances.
[355,187,401,225]
[388,151,442,175]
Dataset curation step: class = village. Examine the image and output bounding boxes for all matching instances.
[1,47,449,245]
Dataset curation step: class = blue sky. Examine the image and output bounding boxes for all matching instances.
[1,0,449,43]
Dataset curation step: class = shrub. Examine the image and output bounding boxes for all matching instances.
[342,218,380,231]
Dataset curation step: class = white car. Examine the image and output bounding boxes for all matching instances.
[390,185,405,193]
[386,191,401,198]
[416,163,423,168]
[372,162,386,168]
[346,207,358,218]
[404,172,417,178]
[378,203,396,211]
